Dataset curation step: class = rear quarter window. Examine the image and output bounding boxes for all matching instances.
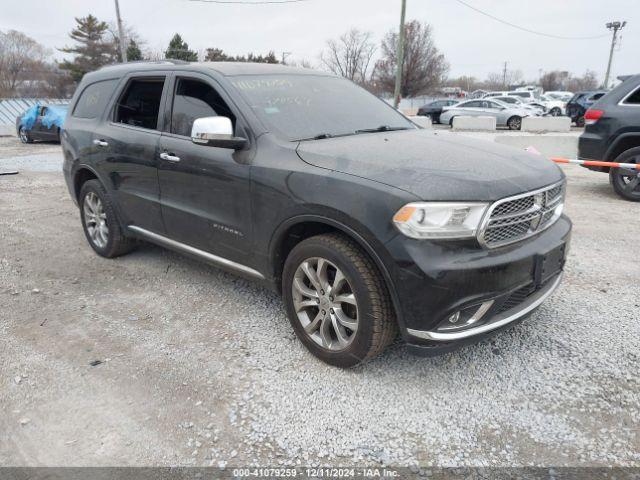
[72,79,118,119]
[624,87,640,104]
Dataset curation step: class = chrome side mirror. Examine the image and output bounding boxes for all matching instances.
[191,116,247,150]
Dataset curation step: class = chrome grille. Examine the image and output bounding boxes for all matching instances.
[479,181,565,248]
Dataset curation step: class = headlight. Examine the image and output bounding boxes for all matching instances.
[392,202,489,240]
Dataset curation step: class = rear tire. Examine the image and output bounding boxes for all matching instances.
[549,107,562,117]
[282,233,397,368]
[507,116,522,130]
[609,147,640,202]
[79,179,136,258]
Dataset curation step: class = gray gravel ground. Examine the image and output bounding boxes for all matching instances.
[0,136,638,468]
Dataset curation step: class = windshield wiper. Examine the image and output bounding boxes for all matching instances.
[355,125,411,134]
[294,132,357,142]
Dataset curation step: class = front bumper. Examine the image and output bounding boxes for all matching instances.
[384,215,571,351]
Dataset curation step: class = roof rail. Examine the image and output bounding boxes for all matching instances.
[97,59,190,71]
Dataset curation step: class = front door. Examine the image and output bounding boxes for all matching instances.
[158,74,253,266]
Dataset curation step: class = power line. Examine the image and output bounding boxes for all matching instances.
[451,0,609,40]
[187,0,310,4]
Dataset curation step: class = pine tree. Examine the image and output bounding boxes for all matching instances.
[165,34,197,62]
[126,39,143,61]
[59,15,117,82]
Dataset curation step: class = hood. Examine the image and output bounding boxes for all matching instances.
[296,129,564,202]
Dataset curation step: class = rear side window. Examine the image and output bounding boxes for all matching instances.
[73,79,117,119]
[115,78,165,130]
[624,87,640,104]
[170,78,235,137]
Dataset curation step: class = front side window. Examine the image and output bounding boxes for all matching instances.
[73,79,118,119]
[115,78,165,130]
[171,78,235,137]
[230,75,414,141]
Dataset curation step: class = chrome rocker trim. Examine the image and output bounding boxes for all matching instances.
[127,225,265,280]
[407,273,563,342]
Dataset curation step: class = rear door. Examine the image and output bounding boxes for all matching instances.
[91,72,170,233]
[157,72,253,265]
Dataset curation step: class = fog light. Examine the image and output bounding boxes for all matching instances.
[437,301,495,332]
[448,311,461,324]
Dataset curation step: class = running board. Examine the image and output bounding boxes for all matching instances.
[127,225,265,280]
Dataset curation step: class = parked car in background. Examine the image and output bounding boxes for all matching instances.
[492,96,545,115]
[507,90,541,104]
[440,98,535,130]
[545,91,574,102]
[539,94,566,116]
[578,74,640,201]
[483,91,510,98]
[16,104,68,143]
[417,99,459,123]
[61,61,571,367]
[566,91,607,126]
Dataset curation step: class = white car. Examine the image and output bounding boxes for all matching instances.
[492,96,546,115]
[507,90,540,104]
[539,94,567,116]
[440,98,535,130]
[544,91,574,102]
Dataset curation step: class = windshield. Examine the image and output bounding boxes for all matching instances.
[230,74,415,141]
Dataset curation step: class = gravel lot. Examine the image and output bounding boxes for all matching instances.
[1,135,638,468]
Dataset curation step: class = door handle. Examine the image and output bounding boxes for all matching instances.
[93,139,109,147]
[160,152,181,162]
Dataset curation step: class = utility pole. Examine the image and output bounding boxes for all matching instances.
[281,52,292,65]
[114,0,128,63]
[603,21,626,89]
[502,61,508,88]
[393,0,407,109]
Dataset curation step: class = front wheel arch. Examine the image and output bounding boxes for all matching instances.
[269,215,406,334]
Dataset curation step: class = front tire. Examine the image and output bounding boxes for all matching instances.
[282,233,397,368]
[19,127,32,144]
[609,147,640,202]
[507,116,522,130]
[79,179,135,257]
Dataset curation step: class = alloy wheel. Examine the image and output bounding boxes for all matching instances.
[291,257,358,351]
[83,192,109,249]
[508,117,522,130]
[19,128,29,143]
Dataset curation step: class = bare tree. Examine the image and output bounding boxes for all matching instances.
[0,30,49,96]
[107,22,146,62]
[374,21,449,97]
[320,29,376,84]
[484,69,523,90]
[567,70,598,91]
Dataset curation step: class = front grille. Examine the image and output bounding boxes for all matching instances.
[479,181,565,248]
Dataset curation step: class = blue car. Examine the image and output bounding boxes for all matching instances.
[16,104,68,143]
[565,91,606,126]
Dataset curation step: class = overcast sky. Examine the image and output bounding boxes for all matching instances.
[2,0,638,83]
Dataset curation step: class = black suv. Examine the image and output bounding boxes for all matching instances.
[578,74,640,201]
[62,61,571,367]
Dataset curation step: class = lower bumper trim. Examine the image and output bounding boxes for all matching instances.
[407,272,563,342]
